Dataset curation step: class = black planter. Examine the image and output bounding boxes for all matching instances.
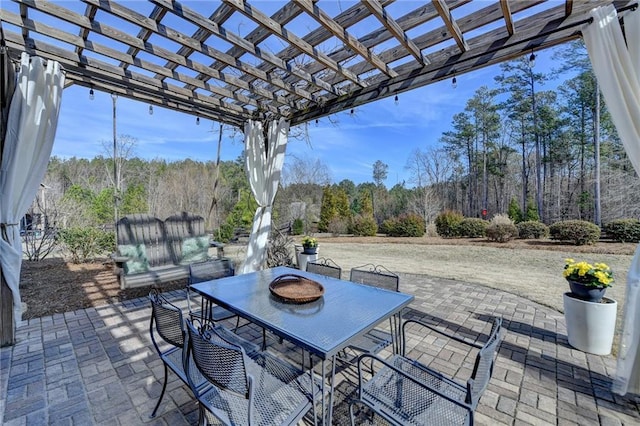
[567,280,607,303]
[302,246,317,255]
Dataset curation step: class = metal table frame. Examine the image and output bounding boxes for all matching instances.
[190,266,414,425]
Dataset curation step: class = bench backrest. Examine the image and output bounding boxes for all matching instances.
[117,214,171,268]
[165,212,209,265]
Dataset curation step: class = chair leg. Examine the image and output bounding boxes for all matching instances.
[150,363,169,418]
[349,401,358,426]
[262,328,267,350]
[198,406,207,426]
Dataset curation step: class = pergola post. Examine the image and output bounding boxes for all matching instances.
[1,275,15,346]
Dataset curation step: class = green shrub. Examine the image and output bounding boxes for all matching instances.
[98,229,116,253]
[379,217,398,235]
[517,221,549,239]
[525,201,540,222]
[382,214,425,237]
[507,198,522,223]
[58,227,114,263]
[350,215,378,236]
[214,224,232,243]
[549,220,601,245]
[458,218,489,238]
[292,218,304,235]
[435,210,464,238]
[603,219,640,243]
[486,214,518,242]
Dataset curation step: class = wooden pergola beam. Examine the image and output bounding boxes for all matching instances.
[289,2,593,124]
[75,3,97,58]
[85,0,311,105]
[283,0,457,95]
[120,5,167,71]
[566,0,574,17]
[222,0,367,87]
[314,0,540,97]
[222,0,394,109]
[433,0,470,52]
[363,0,430,66]
[500,0,515,36]
[2,29,251,125]
[150,0,337,97]
[292,0,399,77]
[15,0,278,115]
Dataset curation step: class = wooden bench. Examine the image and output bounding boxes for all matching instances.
[112,212,233,289]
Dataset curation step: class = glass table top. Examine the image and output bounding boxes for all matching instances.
[190,266,414,359]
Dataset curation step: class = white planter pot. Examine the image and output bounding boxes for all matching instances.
[297,252,318,271]
[563,292,617,355]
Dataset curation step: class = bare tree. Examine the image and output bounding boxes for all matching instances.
[281,155,332,187]
[405,147,454,221]
[22,191,60,261]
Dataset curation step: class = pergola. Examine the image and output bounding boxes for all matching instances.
[1,0,639,394]
[0,0,634,127]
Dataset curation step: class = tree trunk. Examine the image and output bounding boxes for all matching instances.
[594,83,602,226]
[521,120,528,216]
[531,75,543,222]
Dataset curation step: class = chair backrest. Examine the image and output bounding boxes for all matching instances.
[185,320,249,398]
[188,259,234,285]
[467,317,503,407]
[306,258,342,279]
[350,264,399,292]
[149,290,185,349]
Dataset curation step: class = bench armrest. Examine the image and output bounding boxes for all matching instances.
[111,255,130,264]
[209,240,225,258]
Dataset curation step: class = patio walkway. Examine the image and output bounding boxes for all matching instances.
[1,273,639,425]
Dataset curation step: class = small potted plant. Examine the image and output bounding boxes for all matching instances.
[301,236,318,255]
[563,258,614,302]
[562,258,617,355]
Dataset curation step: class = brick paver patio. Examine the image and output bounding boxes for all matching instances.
[1,273,639,425]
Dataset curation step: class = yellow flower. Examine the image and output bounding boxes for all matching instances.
[563,258,614,288]
[301,235,317,247]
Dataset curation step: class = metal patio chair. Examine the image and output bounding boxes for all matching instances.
[345,264,400,358]
[305,257,342,279]
[184,319,318,425]
[148,290,259,418]
[187,259,240,327]
[349,317,504,425]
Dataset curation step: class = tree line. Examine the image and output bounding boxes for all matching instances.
[32,41,640,240]
[405,41,640,225]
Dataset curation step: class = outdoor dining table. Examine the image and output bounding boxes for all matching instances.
[189,265,414,425]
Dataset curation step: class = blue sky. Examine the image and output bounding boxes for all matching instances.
[34,1,569,187]
[53,47,562,187]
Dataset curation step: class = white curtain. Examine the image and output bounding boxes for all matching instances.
[240,118,289,274]
[582,5,640,395]
[0,52,65,328]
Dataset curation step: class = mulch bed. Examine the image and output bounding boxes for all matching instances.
[19,257,186,320]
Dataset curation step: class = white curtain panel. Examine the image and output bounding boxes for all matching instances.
[0,52,65,327]
[583,5,640,395]
[240,118,289,273]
